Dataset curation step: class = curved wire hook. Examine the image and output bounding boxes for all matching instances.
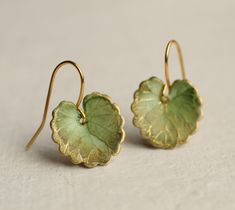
[26,60,85,150]
[164,40,186,91]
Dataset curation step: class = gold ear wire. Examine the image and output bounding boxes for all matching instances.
[26,60,85,150]
[164,40,186,92]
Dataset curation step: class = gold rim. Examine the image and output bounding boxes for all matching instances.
[50,92,125,167]
[131,77,203,149]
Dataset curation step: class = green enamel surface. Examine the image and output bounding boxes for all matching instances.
[51,92,124,167]
[131,77,202,148]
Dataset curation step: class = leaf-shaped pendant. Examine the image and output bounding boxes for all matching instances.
[26,60,125,168]
[51,92,125,167]
[131,77,202,148]
[131,40,202,149]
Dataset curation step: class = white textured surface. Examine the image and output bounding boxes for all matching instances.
[0,1,235,210]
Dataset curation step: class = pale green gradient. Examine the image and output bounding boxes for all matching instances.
[51,92,124,167]
[132,77,202,148]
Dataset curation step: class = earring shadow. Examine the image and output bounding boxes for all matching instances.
[35,144,74,167]
[124,128,156,149]
[28,144,104,168]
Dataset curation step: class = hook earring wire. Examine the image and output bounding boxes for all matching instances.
[164,40,186,92]
[26,60,85,150]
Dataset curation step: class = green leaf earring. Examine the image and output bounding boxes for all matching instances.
[26,60,125,167]
[131,40,202,149]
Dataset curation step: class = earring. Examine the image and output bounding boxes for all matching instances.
[131,40,202,149]
[26,60,125,167]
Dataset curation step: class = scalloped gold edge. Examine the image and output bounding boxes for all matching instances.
[131,77,203,149]
[177,79,203,146]
[87,92,126,156]
[50,92,125,168]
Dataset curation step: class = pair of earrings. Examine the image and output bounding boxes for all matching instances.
[26,40,202,168]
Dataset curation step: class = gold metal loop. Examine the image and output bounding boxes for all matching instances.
[165,40,186,91]
[26,60,85,150]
